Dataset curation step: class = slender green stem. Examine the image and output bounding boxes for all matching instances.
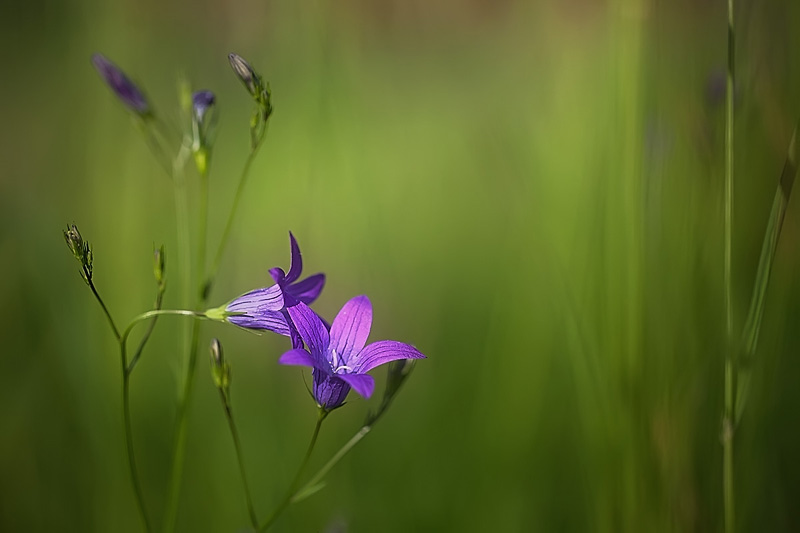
[292,425,371,504]
[220,391,259,529]
[88,279,121,341]
[208,141,265,291]
[121,339,152,532]
[161,142,195,532]
[128,289,165,374]
[120,309,205,348]
[163,152,212,531]
[196,168,209,301]
[723,1,735,532]
[163,323,201,532]
[260,408,328,532]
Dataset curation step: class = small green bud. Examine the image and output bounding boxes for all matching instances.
[385,359,415,399]
[210,338,231,393]
[153,244,166,288]
[228,53,263,99]
[64,223,93,285]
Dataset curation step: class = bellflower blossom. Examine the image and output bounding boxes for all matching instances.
[91,53,149,116]
[224,233,325,339]
[280,296,426,409]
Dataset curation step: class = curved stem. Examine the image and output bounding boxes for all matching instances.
[121,339,152,532]
[292,425,371,504]
[207,140,265,292]
[220,391,259,529]
[260,408,328,532]
[120,309,204,348]
[128,289,165,374]
[88,279,121,341]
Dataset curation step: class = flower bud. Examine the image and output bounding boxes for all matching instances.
[192,90,216,124]
[228,53,262,98]
[91,53,150,116]
[64,223,93,284]
[190,90,217,175]
[210,338,231,393]
[153,244,166,288]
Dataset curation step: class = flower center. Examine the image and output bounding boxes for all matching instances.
[330,349,352,374]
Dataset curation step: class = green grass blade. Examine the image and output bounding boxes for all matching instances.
[735,121,798,424]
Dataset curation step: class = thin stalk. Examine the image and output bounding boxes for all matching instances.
[120,309,205,347]
[196,168,209,301]
[163,325,200,532]
[259,408,328,532]
[292,425,371,504]
[220,391,259,529]
[163,158,211,532]
[723,1,735,532]
[208,140,265,290]
[121,340,152,532]
[128,288,166,374]
[88,279,121,341]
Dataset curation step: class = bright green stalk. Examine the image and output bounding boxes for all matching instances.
[218,389,259,529]
[259,408,328,532]
[723,2,735,532]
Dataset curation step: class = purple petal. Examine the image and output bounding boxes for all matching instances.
[192,90,215,123]
[312,370,350,409]
[329,295,372,364]
[269,267,285,285]
[288,273,325,304]
[338,373,375,399]
[226,284,284,314]
[227,309,290,335]
[287,302,329,357]
[285,232,303,284]
[352,340,426,374]
[279,348,328,371]
[91,53,149,115]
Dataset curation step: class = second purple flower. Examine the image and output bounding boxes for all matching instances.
[223,232,325,339]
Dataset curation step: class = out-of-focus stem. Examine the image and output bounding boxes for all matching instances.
[163,154,211,532]
[723,1,735,532]
[207,137,266,292]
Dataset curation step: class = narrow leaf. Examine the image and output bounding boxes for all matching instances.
[735,120,798,423]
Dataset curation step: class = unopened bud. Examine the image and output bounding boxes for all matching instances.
[63,223,93,284]
[153,244,166,288]
[91,53,150,116]
[192,90,216,125]
[210,338,231,393]
[191,90,217,175]
[228,53,263,98]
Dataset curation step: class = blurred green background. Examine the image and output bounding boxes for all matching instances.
[2,0,800,531]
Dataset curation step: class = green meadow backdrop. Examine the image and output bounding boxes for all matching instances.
[1,0,799,531]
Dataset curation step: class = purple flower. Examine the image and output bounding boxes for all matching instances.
[280,296,426,409]
[91,53,149,115]
[192,90,216,124]
[225,233,325,338]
